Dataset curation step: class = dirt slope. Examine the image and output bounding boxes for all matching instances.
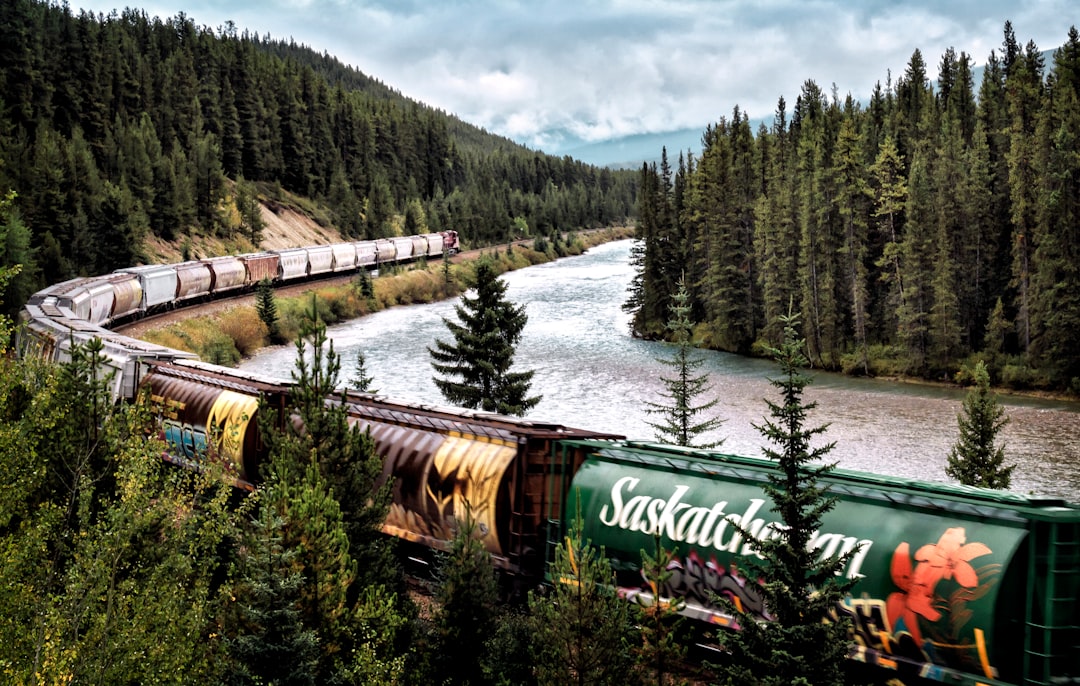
[256,203,342,251]
[140,203,343,264]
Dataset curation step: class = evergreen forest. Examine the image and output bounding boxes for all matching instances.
[0,0,637,312]
[627,22,1080,394]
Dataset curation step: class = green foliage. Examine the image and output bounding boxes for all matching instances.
[2,1,635,294]
[276,297,397,590]
[356,267,375,299]
[235,176,265,244]
[635,534,688,686]
[528,515,639,686]
[720,310,855,686]
[625,23,1080,391]
[945,360,1015,488]
[480,609,537,686]
[224,505,320,686]
[0,190,38,314]
[644,278,725,449]
[0,340,235,684]
[236,299,406,681]
[430,258,541,416]
[433,505,501,685]
[350,349,378,393]
[255,277,281,342]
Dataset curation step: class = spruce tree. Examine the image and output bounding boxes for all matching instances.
[249,305,409,681]
[645,277,724,449]
[255,277,280,343]
[441,246,453,296]
[267,298,396,592]
[721,310,855,686]
[429,259,541,416]
[350,350,377,393]
[225,507,319,686]
[945,360,1014,489]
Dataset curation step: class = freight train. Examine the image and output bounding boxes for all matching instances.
[25,230,458,327]
[15,236,1080,686]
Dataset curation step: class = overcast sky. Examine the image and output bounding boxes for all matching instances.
[69,0,1076,157]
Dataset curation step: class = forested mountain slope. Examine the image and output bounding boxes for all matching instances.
[0,0,637,312]
[627,22,1080,393]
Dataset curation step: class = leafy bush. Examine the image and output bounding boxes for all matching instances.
[216,307,268,356]
[1000,362,1050,390]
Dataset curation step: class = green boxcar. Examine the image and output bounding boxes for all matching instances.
[555,440,1080,686]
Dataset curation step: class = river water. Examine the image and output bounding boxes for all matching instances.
[240,239,1080,502]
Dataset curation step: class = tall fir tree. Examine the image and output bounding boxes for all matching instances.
[224,506,320,686]
[644,277,725,449]
[945,360,1014,489]
[722,309,855,686]
[265,298,397,592]
[429,258,540,416]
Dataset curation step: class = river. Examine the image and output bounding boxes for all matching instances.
[239,239,1080,501]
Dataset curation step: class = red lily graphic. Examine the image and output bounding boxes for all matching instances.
[886,527,992,645]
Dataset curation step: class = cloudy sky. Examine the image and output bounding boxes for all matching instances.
[69,0,1076,162]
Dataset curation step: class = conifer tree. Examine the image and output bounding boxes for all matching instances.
[645,278,724,449]
[235,176,264,244]
[528,514,637,686]
[255,277,280,342]
[433,506,500,686]
[225,506,319,686]
[248,306,408,681]
[269,298,396,591]
[945,360,1014,489]
[429,259,540,416]
[635,534,687,686]
[350,350,377,393]
[441,245,453,295]
[722,309,855,686]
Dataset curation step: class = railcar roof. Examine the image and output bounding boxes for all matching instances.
[565,439,1080,522]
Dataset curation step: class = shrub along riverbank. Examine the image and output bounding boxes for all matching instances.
[141,227,634,366]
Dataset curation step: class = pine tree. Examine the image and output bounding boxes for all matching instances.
[441,245,454,296]
[350,350,377,393]
[722,309,855,686]
[634,534,687,686]
[255,277,280,342]
[235,176,264,244]
[429,259,541,416]
[248,301,405,683]
[945,361,1014,489]
[269,298,396,592]
[528,515,637,686]
[644,278,724,449]
[871,135,909,345]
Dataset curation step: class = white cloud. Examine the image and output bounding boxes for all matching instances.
[70,0,1079,155]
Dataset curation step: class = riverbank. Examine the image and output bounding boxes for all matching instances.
[132,226,634,366]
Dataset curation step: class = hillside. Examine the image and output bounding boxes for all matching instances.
[0,0,638,312]
[141,200,343,265]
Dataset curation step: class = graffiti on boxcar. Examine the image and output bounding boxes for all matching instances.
[642,549,769,619]
[162,418,207,460]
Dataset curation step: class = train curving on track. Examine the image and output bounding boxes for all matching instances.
[15,233,1080,686]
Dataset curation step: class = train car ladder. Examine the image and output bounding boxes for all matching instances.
[1023,517,1080,685]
